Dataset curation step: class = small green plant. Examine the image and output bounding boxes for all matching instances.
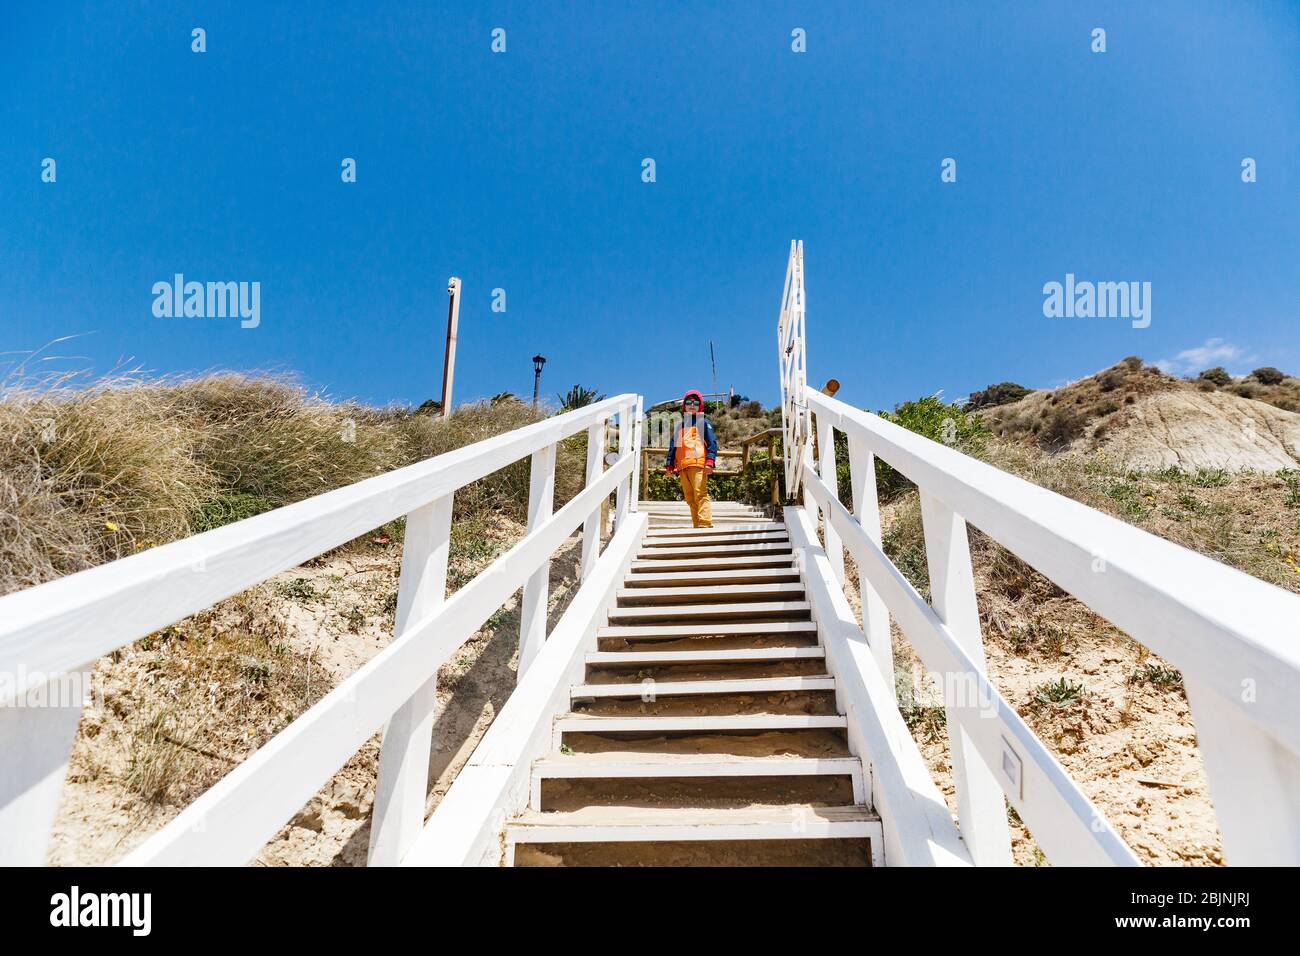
[191,492,276,532]
[1280,470,1300,508]
[240,655,275,685]
[1180,468,1229,488]
[1009,618,1071,656]
[901,703,947,742]
[483,607,511,631]
[1129,663,1183,687]
[277,577,316,602]
[1033,677,1084,704]
[1103,479,1149,520]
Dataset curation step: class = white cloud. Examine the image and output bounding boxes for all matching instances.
[1154,338,1251,377]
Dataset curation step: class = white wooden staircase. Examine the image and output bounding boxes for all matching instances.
[7,240,1299,869]
[504,505,883,866]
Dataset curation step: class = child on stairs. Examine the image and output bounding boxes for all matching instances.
[663,389,718,528]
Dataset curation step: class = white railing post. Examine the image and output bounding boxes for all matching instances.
[580,419,606,581]
[1183,679,1300,864]
[630,397,644,512]
[847,434,894,689]
[614,404,631,531]
[816,413,845,585]
[919,491,1013,866]
[368,494,454,865]
[518,442,557,677]
[0,671,89,865]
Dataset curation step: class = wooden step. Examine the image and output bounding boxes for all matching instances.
[633,543,793,561]
[616,583,805,605]
[606,601,811,624]
[640,532,789,550]
[642,520,769,528]
[556,713,846,735]
[641,510,767,520]
[506,804,882,853]
[572,676,835,700]
[629,555,794,574]
[586,647,824,666]
[639,502,761,512]
[534,751,861,783]
[646,520,771,530]
[622,568,800,587]
[597,621,818,641]
[646,524,784,539]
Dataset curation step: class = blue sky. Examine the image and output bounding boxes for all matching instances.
[2,1,1297,412]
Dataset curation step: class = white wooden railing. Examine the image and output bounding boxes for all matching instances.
[778,241,1300,866]
[0,394,643,866]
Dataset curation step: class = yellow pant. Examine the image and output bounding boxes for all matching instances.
[678,466,713,528]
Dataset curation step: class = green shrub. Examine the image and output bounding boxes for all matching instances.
[966,382,1031,411]
[876,396,987,501]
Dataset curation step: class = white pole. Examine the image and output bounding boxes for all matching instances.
[441,278,461,418]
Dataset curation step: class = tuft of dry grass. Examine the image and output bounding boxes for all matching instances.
[0,373,213,591]
[0,371,592,596]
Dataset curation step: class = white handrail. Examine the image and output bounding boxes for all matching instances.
[0,394,642,865]
[807,390,1300,754]
[806,391,1300,865]
[775,239,1300,864]
[401,511,649,866]
[0,393,636,701]
[777,239,810,496]
[125,452,636,866]
[801,459,1138,865]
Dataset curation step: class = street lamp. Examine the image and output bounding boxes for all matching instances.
[532,354,546,406]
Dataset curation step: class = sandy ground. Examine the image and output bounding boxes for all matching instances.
[48,521,593,866]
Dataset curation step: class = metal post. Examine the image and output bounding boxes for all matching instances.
[440,278,461,418]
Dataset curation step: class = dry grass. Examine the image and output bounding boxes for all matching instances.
[6,370,598,848]
[977,358,1180,452]
[0,372,590,596]
[1,373,213,591]
[112,588,321,806]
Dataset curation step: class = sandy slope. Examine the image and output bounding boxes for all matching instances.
[48,526,591,866]
[1099,390,1300,472]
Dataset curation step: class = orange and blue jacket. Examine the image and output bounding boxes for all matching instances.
[664,391,717,472]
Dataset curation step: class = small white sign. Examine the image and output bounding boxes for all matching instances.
[1000,735,1024,800]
